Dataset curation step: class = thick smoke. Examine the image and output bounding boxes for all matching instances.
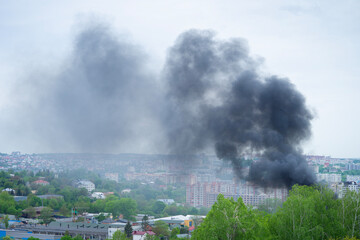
[1,22,315,187]
[164,30,315,188]
[49,23,160,152]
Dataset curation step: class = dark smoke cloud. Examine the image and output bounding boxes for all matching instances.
[164,29,315,188]
[1,22,315,187]
[50,23,159,152]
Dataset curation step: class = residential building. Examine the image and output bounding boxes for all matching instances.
[0,229,60,240]
[316,173,341,183]
[121,189,131,194]
[186,182,288,208]
[14,221,124,240]
[331,181,359,198]
[77,180,95,192]
[156,199,175,205]
[92,192,105,199]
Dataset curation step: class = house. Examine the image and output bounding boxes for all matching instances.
[92,192,105,199]
[2,188,15,195]
[121,189,131,194]
[156,199,175,205]
[152,215,204,228]
[133,231,156,240]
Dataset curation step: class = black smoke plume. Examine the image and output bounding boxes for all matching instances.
[2,22,315,188]
[163,30,315,188]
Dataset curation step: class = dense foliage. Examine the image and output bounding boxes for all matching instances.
[193,185,360,240]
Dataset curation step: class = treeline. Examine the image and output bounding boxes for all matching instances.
[0,170,208,220]
[193,185,360,240]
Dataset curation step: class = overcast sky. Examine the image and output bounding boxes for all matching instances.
[0,0,359,158]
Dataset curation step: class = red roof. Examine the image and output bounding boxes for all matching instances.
[133,231,156,236]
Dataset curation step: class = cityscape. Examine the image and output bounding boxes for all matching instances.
[2,152,360,206]
[1,151,360,239]
[1,1,360,240]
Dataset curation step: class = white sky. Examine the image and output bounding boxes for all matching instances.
[0,0,359,157]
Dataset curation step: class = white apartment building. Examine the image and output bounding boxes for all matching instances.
[316,173,341,183]
[331,181,359,198]
[77,180,95,192]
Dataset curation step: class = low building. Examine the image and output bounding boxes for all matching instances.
[152,215,204,228]
[156,199,175,205]
[92,192,105,199]
[2,188,15,195]
[0,229,60,240]
[13,221,124,240]
[121,189,131,194]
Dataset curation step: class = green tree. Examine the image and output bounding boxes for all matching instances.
[27,194,42,207]
[61,235,73,240]
[145,235,160,240]
[192,194,268,240]
[59,205,70,216]
[189,207,199,215]
[269,185,342,240]
[96,213,106,222]
[3,236,12,240]
[73,235,83,240]
[3,214,9,229]
[198,207,209,216]
[39,207,54,224]
[0,191,16,214]
[106,198,136,220]
[152,221,170,237]
[91,199,106,213]
[24,206,37,218]
[118,198,137,220]
[257,198,282,214]
[112,230,127,240]
[152,201,166,214]
[124,221,133,238]
[339,190,360,238]
[191,215,203,229]
[179,226,189,234]
[171,227,180,238]
[49,198,59,210]
[28,237,40,240]
[142,215,150,231]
